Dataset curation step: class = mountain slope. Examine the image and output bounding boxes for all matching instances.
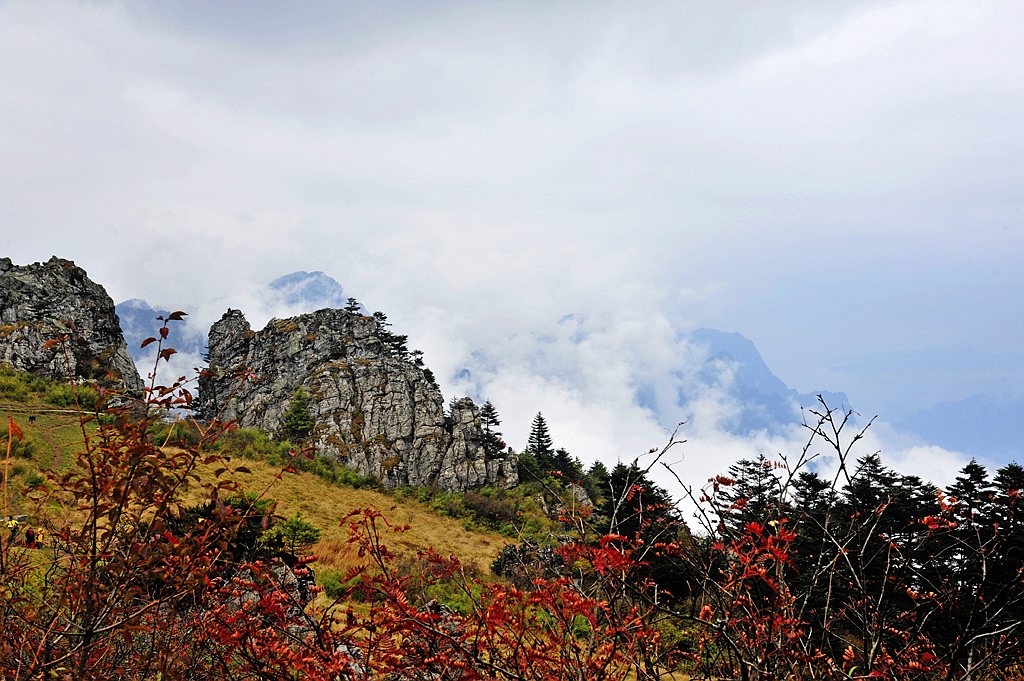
[686,328,850,434]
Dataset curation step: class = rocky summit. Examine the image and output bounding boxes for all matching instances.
[198,308,517,492]
[0,257,142,392]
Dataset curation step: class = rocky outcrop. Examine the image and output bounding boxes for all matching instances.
[0,257,142,392]
[198,308,517,492]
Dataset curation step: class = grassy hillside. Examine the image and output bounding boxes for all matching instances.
[0,367,101,513]
[185,454,512,575]
[1,367,512,580]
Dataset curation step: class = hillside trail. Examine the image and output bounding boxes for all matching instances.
[4,403,75,472]
[36,419,64,472]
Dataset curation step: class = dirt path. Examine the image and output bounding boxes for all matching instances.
[36,423,64,472]
[1,403,73,472]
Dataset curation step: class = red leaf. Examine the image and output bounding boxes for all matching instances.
[159,348,177,362]
[140,337,158,348]
[8,417,23,441]
[167,310,188,321]
[159,327,169,339]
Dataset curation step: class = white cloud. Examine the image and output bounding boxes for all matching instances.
[1,0,1021,479]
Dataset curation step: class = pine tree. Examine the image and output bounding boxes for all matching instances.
[388,333,409,358]
[344,297,362,313]
[553,448,583,480]
[989,463,1024,600]
[994,462,1024,495]
[600,462,689,600]
[280,388,314,442]
[479,401,504,456]
[720,454,781,530]
[480,401,501,435]
[262,513,322,556]
[585,461,611,505]
[527,412,555,472]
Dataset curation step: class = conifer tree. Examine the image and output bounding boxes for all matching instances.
[280,388,314,441]
[585,460,611,505]
[554,448,583,480]
[479,400,504,456]
[344,297,362,313]
[527,412,555,472]
[600,462,689,600]
[721,454,781,529]
[480,401,501,435]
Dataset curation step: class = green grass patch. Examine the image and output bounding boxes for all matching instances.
[209,427,377,490]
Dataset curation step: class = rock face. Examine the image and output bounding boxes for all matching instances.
[0,257,142,392]
[198,308,517,492]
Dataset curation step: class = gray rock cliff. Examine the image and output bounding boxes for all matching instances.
[0,257,142,392]
[198,308,517,492]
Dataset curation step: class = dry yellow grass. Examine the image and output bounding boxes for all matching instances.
[185,456,512,575]
[3,388,512,586]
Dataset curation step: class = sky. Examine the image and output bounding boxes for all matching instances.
[2,0,1022,496]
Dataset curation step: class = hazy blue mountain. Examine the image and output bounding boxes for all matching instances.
[681,328,850,435]
[117,271,348,369]
[895,395,1024,461]
[266,271,346,309]
[456,322,848,438]
[116,298,206,366]
[827,345,1024,422]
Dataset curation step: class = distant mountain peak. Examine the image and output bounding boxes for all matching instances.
[673,327,848,436]
[266,270,345,309]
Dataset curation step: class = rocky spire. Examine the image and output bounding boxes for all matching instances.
[0,256,142,392]
[197,307,517,492]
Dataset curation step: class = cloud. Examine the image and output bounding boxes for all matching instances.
[1,0,1020,483]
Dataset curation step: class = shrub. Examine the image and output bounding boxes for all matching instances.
[212,427,293,461]
[317,569,352,600]
[0,375,29,402]
[44,383,101,408]
[260,512,321,555]
[279,388,313,442]
[0,422,35,459]
[148,419,202,446]
[462,491,518,525]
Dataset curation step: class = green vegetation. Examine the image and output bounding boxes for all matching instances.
[0,365,104,409]
[390,483,554,539]
[261,512,321,555]
[0,368,104,509]
[7,318,1024,680]
[479,400,505,456]
[0,420,37,461]
[279,388,313,442]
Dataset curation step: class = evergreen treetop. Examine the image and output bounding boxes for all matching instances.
[527,412,553,457]
[280,387,314,442]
